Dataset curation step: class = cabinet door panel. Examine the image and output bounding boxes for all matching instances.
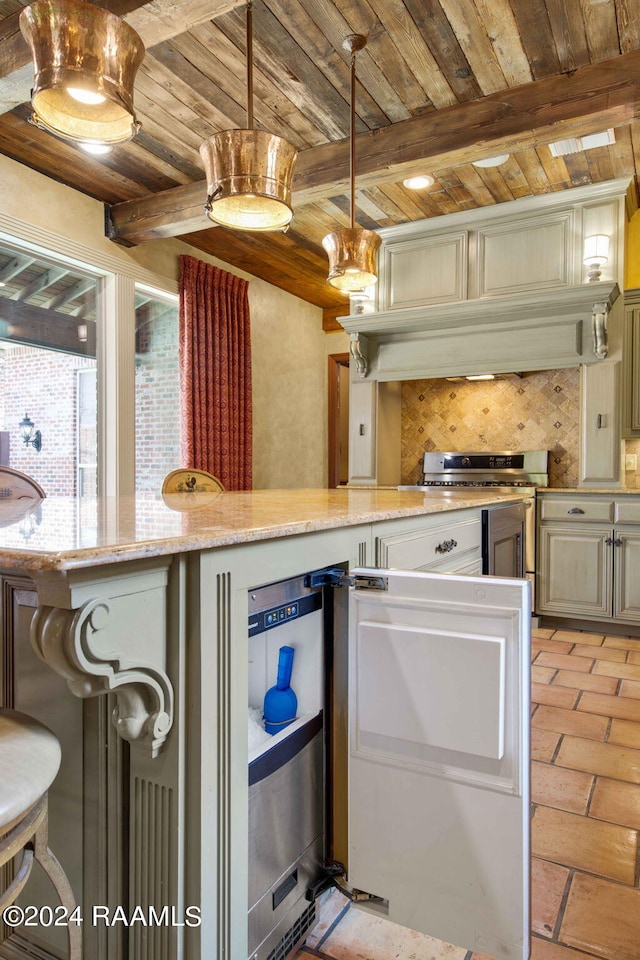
[580,360,621,484]
[348,381,377,482]
[348,569,529,960]
[537,525,612,617]
[615,530,640,622]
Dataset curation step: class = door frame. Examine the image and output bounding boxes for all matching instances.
[328,353,350,488]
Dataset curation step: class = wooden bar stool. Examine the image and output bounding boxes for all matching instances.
[0,709,81,959]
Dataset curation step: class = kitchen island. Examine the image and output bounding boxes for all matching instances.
[0,488,531,960]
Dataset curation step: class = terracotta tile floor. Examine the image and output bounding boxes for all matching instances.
[296,625,640,960]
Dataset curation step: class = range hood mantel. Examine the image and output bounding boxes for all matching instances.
[340,282,620,381]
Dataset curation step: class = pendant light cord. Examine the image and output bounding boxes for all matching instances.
[246,0,254,130]
[349,46,356,230]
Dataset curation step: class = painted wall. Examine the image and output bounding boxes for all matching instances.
[626,210,640,290]
[0,154,328,489]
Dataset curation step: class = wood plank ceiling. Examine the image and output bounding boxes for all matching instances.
[1,0,640,329]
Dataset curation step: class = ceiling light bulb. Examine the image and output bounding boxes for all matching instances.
[79,140,113,155]
[67,87,106,105]
[403,175,434,190]
[472,155,510,168]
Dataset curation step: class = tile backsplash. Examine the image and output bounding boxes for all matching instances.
[624,437,640,489]
[401,369,580,487]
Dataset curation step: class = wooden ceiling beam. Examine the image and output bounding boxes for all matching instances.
[105,48,640,246]
[0,0,244,113]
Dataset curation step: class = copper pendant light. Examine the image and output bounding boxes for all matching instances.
[19,0,144,146]
[322,35,380,292]
[199,1,298,232]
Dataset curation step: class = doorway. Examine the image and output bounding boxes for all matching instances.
[328,353,350,488]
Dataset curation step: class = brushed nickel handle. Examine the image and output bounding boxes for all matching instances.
[567,507,585,514]
[435,538,458,554]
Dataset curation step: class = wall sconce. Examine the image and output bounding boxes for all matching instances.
[19,413,42,452]
[583,234,609,282]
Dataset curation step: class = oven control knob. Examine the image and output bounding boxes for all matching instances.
[461,457,471,466]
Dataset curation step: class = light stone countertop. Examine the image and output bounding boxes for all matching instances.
[0,487,531,573]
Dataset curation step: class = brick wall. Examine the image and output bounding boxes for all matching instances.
[1,347,96,497]
[0,303,181,498]
[134,302,181,493]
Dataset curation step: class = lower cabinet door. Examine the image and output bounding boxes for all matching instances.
[347,568,530,960]
[537,524,612,617]
[614,529,640,622]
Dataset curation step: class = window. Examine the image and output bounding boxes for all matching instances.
[134,286,180,494]
[0,239,100,496]
[77,367,97,498]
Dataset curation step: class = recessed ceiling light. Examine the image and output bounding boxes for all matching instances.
[549,129,615,157]
[403,175,435,190]
[79,141,113,155]
[472,155,510,168]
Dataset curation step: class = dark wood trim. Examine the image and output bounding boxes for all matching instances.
[322,305,349,332]
[327,353,350,490]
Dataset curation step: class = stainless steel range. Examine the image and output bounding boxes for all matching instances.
[414,449,549,492]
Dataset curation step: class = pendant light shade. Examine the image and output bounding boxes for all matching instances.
[199,1,298,231]
[322,227,381,291]
[323,35,380,293]
[19,0,144,146]
[200,129,297,231]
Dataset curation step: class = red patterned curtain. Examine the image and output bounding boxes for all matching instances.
[179,255,252,490]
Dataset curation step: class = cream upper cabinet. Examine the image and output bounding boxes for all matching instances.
[375,181,626,313]
[537,493,640,625]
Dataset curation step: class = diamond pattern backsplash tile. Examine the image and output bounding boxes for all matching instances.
[401,370,580,486]
[625,437,640,489]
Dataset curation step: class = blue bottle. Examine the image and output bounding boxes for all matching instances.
[263,646,297,735]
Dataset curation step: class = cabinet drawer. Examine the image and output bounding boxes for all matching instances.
[539,499,613,522]
[378,516,482,571]
[614,500,640,523]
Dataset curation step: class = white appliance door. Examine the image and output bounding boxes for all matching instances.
[348,567,530,960]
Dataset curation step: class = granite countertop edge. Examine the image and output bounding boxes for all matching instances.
[0,488,531,574]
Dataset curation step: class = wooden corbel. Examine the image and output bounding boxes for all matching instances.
[31,598,173,758]
[350,332,368,378]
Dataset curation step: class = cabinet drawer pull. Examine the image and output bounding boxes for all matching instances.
[614,537,624,547]
[567,508,585,514]
[435,538,458,554]
[605,536,614,545]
